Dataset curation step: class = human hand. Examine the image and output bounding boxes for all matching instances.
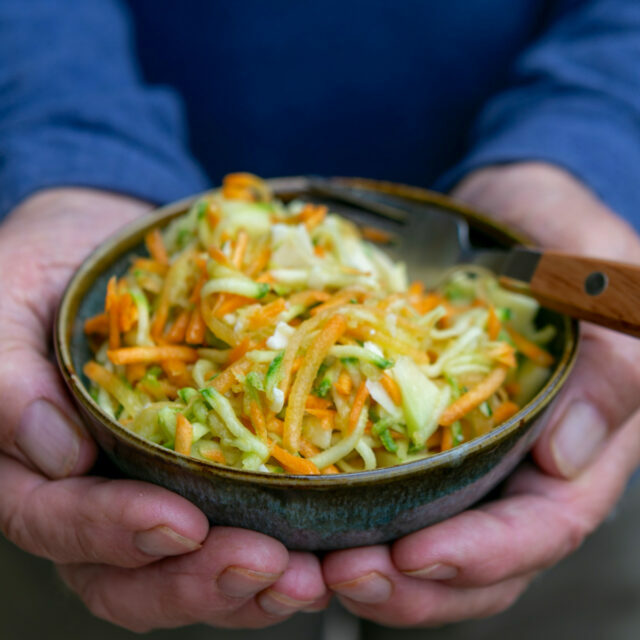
[0,189,326,631]
[322,163,640,626]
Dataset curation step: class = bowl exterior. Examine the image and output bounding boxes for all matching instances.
[73,393,553,550]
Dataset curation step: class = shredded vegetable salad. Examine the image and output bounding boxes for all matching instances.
[83,173,556,475]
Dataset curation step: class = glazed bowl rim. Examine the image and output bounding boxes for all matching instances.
[55,176,579,488]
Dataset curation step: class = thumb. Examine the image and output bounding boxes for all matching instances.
[0,313,97,479]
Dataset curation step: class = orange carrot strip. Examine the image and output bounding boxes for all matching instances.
[107,345,199,365]
[380,373,402,406]
[247,298,287,330]
[125,363,147,384]
[185,307,206,344]
[487,343,517,368]
[411,293,443,315]
[150,281,171,342]
[310,291,358,316]
[232,230,249,269]
[189,270,208,304]
[226,337,253,365]
[487,305,501,341]
[270,443,320,475]
[361,226,394,244]
[441,427,454,451]
[145,228,169,266]
[202,448,226,463]
[106,276,120,349]
[162,359,191,387]
[334,371,353,396]
[210,357,252,394]
[249,401,268,443]
[266,414,284,435]
[208,246,233,267]
[305,408,336,419]
[283,316,347,452]
[504,381,521,397]
[506,327,554,368]
[245,246,271,278]
[492,401,520,425]
[84,312,109,335]
[305,396,332,410]
[200,297,240,347]
[214,294,254,318]
[287,290,331,307]
[439,367,508,426]
[175,414,193,455]
[165,309,190,343]
[118,292,138,332]
[132,257,168,276]
[347,381,370,434]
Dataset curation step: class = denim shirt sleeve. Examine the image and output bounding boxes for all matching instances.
[0,0,209,219]
[437,0,640,227]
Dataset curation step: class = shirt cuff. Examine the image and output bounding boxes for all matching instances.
[0,125,210,218]
[435,94,640,228]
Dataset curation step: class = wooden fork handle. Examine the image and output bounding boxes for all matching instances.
[499,249,640,337]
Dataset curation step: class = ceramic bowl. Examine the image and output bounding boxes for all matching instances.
[55,177,578,550]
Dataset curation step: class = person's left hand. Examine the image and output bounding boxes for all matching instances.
[322,163,640,626]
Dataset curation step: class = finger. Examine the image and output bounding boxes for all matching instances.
[57,527,290,632]
[231,551,328,625]
[391,408,640,589]
[0,328,96,479]
[0,454,209,566]
[324,544,533,627]
[533,327,640,478]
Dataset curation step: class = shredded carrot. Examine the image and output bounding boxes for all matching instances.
[270,443,320,475]
[291,357,304,374]
[266,414,284,435]
[283,315,347,452]
[441,427,453,451]
[107,345,199,365]
[411,293,443,315]
[310,290,360,316]
[231,230,249,269]
[314,245,326,257]
[189,270,208,304]
[214,293,255,318]
[132,258,168,276]
[305,396,332,410]
[106,276,120,349]
[202,448,226,463]
[118,292,138,332]
[504,381,521,397]
[207,201,221,228]
[492,401,520,425]
[288,290,331,308]
[506,327,554,368]
[249,401,268,443]
[208,246,233,267]
[361,226,394,244]
[125,363,147,384]
[200,297,240,347]
[226,337,253,364]
[440,366,508,426]
[145,228,169,266]
[150,280,171,341]
[305,407,336,420]
[380,373,402,406]
[84,312,109,335]
[487,305,501,341]
[185,307,206,344]
[487,342,517,368]
[210,356,252,394]
[165,309,190,343]
[245,246,271,278]
[347,381,370,434]
[334,371,353,396]
[162,359,191,387]
[175,414,193,455]
[248,298,286,330]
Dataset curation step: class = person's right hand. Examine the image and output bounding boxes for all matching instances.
[0,188,327,632]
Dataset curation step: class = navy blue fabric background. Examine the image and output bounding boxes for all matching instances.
[1,1,639,227]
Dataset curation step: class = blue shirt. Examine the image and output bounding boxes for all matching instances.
[1,0,640,228]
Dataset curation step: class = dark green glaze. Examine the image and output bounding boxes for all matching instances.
[55,177,578,551]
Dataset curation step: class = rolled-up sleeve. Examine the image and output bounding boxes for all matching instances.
[0,0,209,218]
[437,0,640,226]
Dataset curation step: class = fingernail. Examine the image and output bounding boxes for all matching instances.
[402,563,458,580]
[551,401,608,478]
[329,571,393,603]
[257,589,313,616]
[16,399,82,478]
[217,566,281,598]
[134,525,202,557]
